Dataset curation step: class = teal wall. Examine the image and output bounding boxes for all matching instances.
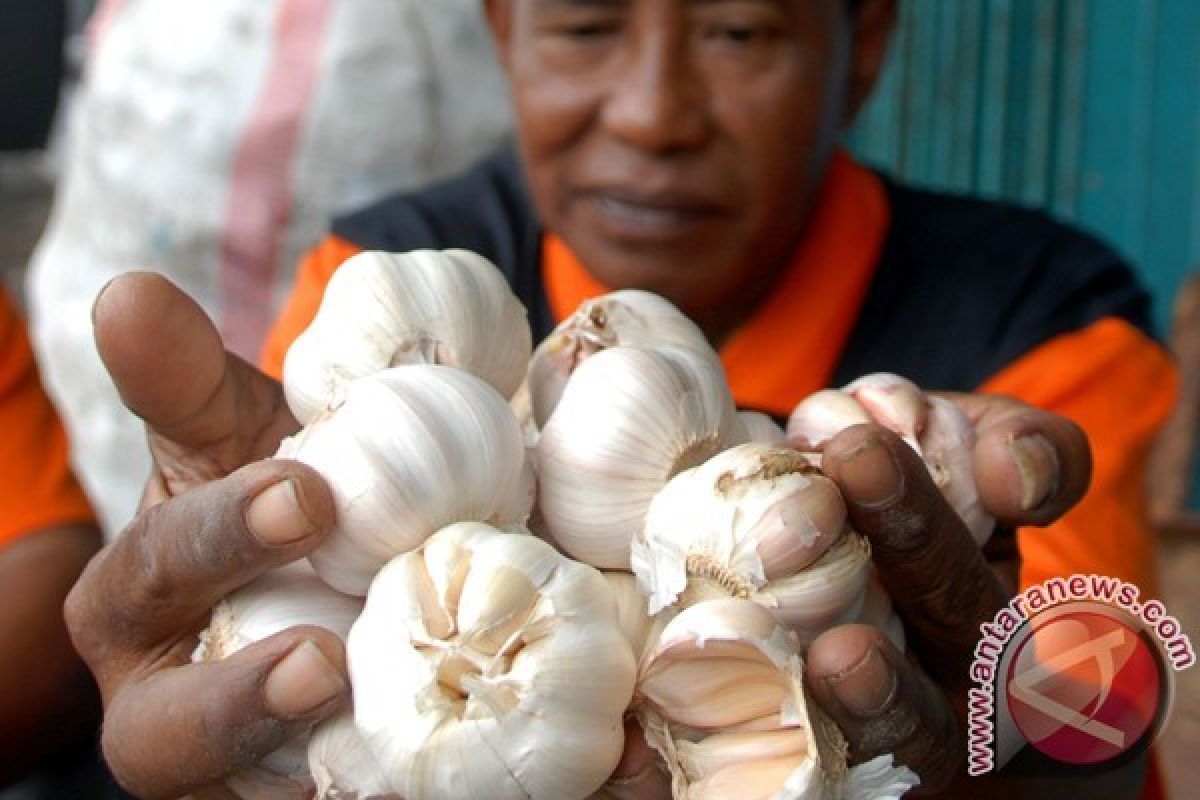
[848,0,1200,335]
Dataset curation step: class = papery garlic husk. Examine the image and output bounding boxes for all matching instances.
[537,345,741,569]
[283,249,532,424]
[330,522,636,800]
[737,411,789,445]
[308,712,393,800]
[193,562,364,794]
[529,289,713,428]
[631,443,848,620]
[637,598,918,799]
[278,365,529,595]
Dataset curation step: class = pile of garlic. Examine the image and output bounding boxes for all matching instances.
[194,249,992,799]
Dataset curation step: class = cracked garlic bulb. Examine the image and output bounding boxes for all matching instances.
[283,249,532,424]
[637,597,918,800]
[631,443,869,646]
[537,345,741,570]
[278,365,529,595]
[314,522,636,800]
[528,289,713,428]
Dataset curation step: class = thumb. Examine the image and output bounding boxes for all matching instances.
[93,271,299,488]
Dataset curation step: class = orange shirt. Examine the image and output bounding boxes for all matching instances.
[0,287,95,547]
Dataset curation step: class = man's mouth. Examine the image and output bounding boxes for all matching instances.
[583,190,726,238]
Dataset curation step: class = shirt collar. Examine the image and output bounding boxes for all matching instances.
[543,149,890,417]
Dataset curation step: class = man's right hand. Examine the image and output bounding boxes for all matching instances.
[65,272,351,799]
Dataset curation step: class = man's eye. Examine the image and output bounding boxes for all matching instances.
[708,23,776,45]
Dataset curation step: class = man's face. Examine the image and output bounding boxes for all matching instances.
[489,0,862,317]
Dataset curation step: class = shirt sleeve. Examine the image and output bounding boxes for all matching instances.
[979,317,1178,594]
[259,234,365,380]
[0,288,95,547]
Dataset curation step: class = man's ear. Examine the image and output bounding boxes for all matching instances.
[843,0,898,126]
[482,0,514,69]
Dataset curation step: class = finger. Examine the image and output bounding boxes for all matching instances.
[822,425,1007,684]
[807,624,959,795]
[103,628,349,800]
[65,458,335,691]
[92,271,298,490]
[597,717,672,800]
[936,392,1092,526]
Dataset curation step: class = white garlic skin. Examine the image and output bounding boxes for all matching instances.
[537,345,741,570]
[279,365,528,596]
[193,562,364,793]
[632,443,847,617]
[283,249,532,424]
[529,289,713,428]
[332,522,635,800]
[736,410,788,446]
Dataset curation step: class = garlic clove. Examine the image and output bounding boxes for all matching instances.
[537,345,740,570]
[632,443,847,616]
[755,532,872,648]
[337,522,636,800]
[843,372,928,452]
[639,597,798,730]
[283,249,532,424]
[785,389,871,451]
[602,571,664,666]
[529,289,713,427]
[920,396,994,546]
[277,365,528,595]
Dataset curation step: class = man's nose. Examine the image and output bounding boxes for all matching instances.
[600,37,709,155]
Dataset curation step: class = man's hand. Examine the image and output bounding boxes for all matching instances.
[805,399,1137,797]
[65,273,351,799]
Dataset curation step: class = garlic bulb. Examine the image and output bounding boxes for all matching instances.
[786,373,995,546]
[278,365,529,595]
[736,411,788,445]
[322,522,636,800]
[631,443,869,646]
[637,598,918,799]
[632,443,845,609]
[283,249,532,424]
[529,290,713,427]
[537,345,741,570]
[193,562,364,795]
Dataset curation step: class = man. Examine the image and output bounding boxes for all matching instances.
[67,0,1174,797]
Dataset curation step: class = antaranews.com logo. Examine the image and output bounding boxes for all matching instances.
[967,574,1195,774]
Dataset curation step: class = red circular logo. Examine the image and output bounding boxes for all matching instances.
[1006,611,1161,765]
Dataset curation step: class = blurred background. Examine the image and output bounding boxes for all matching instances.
[1,0,1197,796]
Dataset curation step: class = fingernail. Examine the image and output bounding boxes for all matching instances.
[264,640,347,717]
[1010,434,1059,511]
[246,479,312,545]
[826,644,898,718]
[835,437,904,509]
[91,276,118,326]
